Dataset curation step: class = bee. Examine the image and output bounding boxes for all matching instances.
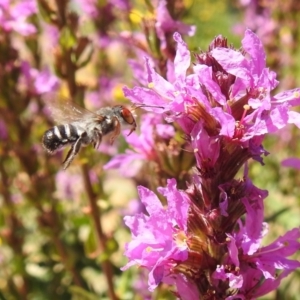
[42,100,136,169]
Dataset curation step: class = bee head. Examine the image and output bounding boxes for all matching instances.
[112,105,136,136]
[114,104,164,136]
[120,106,136,126]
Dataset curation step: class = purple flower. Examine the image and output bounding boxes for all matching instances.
[233,0,276,45]
[42,23,60,48]
[109,0,130,11]
[104,113,174,177]
[55,170,84,201]
[55,170,97,201]
[281,157,300,170]
[85,76,120,109]
[191,121,220,172]
[155,0,196,50]
[122,29,300,299]
[76,0,130,18]
[132,269,153,300]
[120,198,145,218]
[34,68,60,94]
[124,29,300,166]
[123,167,300,298]
[18,62,60,95]
[104,151,144,177]
[169,275,201,300]
[217,225,300,299]
[127,52,157,87]
[75,0,99,18]
[0,0,37,36]
[75,0,129,48]
[0,119,8,140]
[122,179,190,291]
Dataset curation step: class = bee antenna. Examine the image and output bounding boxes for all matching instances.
[131,104,165,111]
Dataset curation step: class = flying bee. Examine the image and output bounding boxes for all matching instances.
[42,100,137,169]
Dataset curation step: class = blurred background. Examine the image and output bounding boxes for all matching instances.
[0,0,300,299]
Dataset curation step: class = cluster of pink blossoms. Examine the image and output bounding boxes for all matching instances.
[0,0,37,36]
[117,29,300,299]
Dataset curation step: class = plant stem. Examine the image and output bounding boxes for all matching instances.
[81,164,118,300]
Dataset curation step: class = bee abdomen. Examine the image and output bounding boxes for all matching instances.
[42,124,79,153]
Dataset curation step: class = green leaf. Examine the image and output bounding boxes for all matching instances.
[59,27,77,50]
[69,285,100,300]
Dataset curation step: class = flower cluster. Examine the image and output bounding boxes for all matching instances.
[0,0,37,36]
[234,0,300,90]
[122,179,190,289]
[154,0,196,53]
[0,1,203,299]
[19,62,59,95]
[104,113,175,177]
[121,29,300,298]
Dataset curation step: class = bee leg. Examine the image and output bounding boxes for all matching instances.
[109,117,121,144]
[93,131,102,149]
[62,132,86,169]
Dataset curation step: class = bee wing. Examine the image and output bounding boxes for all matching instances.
[44,95,104,124]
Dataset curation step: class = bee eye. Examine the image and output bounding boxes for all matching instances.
[121,107,135,125]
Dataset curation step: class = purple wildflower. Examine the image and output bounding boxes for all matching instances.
[123,167,300,298]
[55,170,97,202]
[216,225,300,299]
[281,157,300,170]
[127,52,156,87]
[122,179,190,290]
[155,0,196,51]
[0,0,37,36]
[116,0,195,84]
[124,29,300,164]
[18,62,60,95]
[122,29,300,298]
[104,113,174,177]
[75,0,99,18]
[0,119,8,140]
[132,269,153,300]
[120,198,145,217]
[55,170,84,201]
[76,0,130,18]
[75,0,129,48]
[34,68,60,95]
[233,0,275,45]
[42,23,60,48]
[109,0,130,11]
[85,76,120,109]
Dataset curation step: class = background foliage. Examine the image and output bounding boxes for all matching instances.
[0,0,299,299]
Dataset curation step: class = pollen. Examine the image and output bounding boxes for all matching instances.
[174,231,188,249]
[148,82,154,88]
[294,90,300,98]
[243,104,250,111]
[129,9,143,24]
[146,246,152,253]
[112,84,124,100]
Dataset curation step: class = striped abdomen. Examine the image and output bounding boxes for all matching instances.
[42,124,80,154]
